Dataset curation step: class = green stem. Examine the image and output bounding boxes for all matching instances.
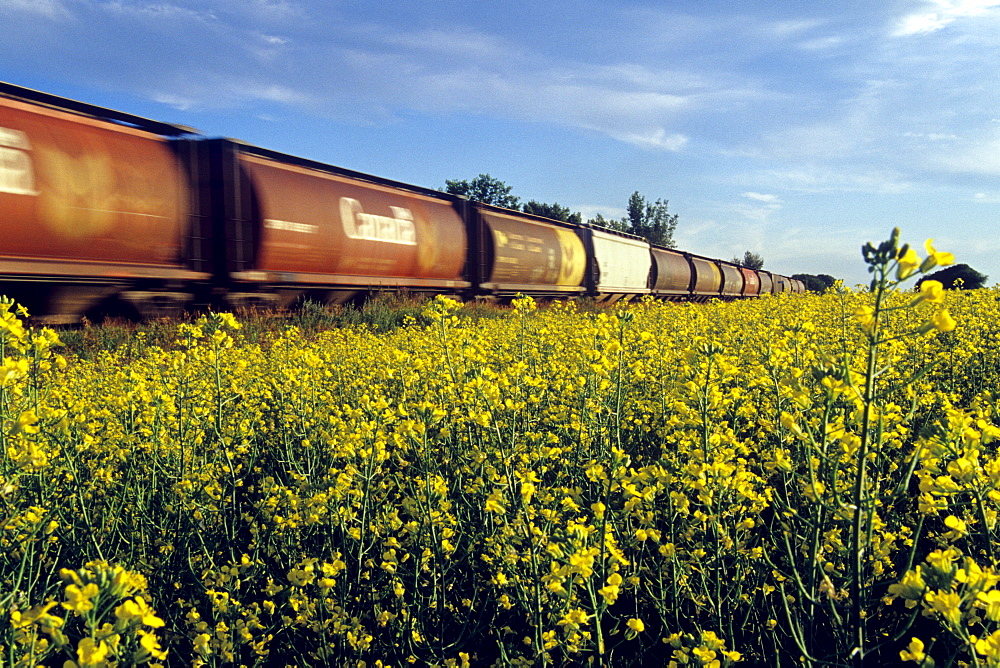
[851,266,888,667]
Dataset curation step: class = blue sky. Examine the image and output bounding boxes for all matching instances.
[3,0,999,286]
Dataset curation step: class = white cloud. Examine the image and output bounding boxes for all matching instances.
[9,0,994,170]
[797,36,845,50]
[947,0,1000,17]
[892,0,1000,36]
[901,131,959,141]
[249,32,291,62]
[742,192,781,204]
[101,2,216,22]
[893,12,955,36]
[0,2,792,156]
[240,0,302,20]
[762,167,912,194]
[974,192,1000,203]
[376,27,523,63]
[938,134,1000,175]
[752,121,864,161]
[73,12,707,151]
[769,19,826,38]
[608,128,688,151]
[153,77,311,111]
[733,193,783,224]
[734,205,778,224]
[1,0,69,19]
[575,205,625,221]
[150,91,197,110]
[245,84,311,105]
[335,32,703,151]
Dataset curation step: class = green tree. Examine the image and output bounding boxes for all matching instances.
[624,191,678,248]
[793,273,838,293]
[732,251,764,270]
[916,263,988,290]
[586,212,628,232]
[588,192,679,247]
[444,174,521,209]
[521,200,583,226]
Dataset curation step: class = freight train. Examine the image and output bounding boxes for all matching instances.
[0,82,804,323]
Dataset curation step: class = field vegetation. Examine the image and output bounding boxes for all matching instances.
[4,230,1000,667]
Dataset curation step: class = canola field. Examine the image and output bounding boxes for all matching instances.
[3,231,1000,667]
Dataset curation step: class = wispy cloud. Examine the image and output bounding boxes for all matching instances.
[892,0,1000,36]
[743,192,781,204]
[893,12,955,36]
[734,191,783,224]
[575,205,625,222]
[2,3,716,151]
[938,134,1000,175]
[901,131,959,141]
[762,167,912,195]
[1,0,69,19]
[607,129,689,151]
[797,35,846,50]
[0,2,860,159]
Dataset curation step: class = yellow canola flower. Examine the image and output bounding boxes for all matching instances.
[598,572,623,604]
[216,312,242,330]
[0,311,26,340]
[977,630,1000,660]
[568,549,598,578]
[943,514,967,540]
[63,583,100,613]
[137,629,168,660]
[10,601,62,629]
[10,408,40,435]
[922,239,955,272]
[930,309,957,333]
[947,457,976,482]
[72,637,110,666]
[0,357,29,385]
[520,481,535,504]
[926,548,961,574]
[484,491,506,514]
[897,247,921,280]
[853,305,876,334]
[899,637,928,663]
[978,590,1000,622]
[691,646,718,664]
[557,608,590,627]
[916,280,946,304]
[924,589,962,627]
[780,412,805,439]
[114,596,165,628]
[193,632,213,657]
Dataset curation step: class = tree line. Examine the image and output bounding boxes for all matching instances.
[444,174,679,249]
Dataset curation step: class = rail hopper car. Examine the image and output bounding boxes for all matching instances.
[0,82,804,322]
